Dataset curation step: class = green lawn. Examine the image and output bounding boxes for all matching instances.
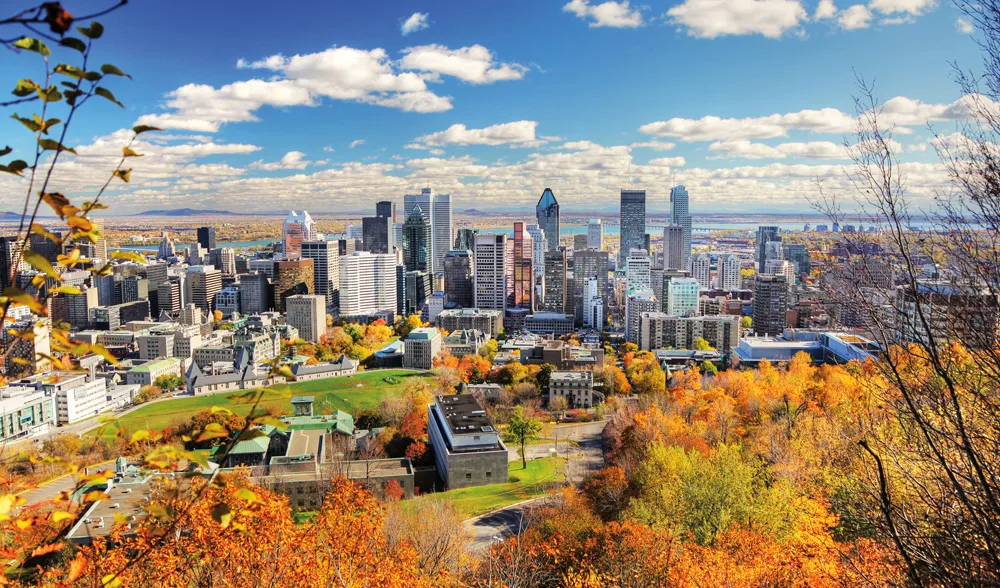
[407,457,566,520]
[92,369,433,434]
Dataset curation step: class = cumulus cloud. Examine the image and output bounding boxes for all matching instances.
[399,44,527,84]
[709,139,849,159]
[249,150,313,170]
[630,140,677,151]
[401,12,430,35]
[350,139,366,148]
[837,5,872,29]
[323,145,335,152]
[956,16,974,33]
[414,121,542,147]
[562,0,644,27]
[868,0,936,16]
[814,0,837,19]
[666,0,807,39]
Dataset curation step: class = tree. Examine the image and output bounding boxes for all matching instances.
[549,395,568,414]
[212,309,223,323]
[479,338,499,361]
[385,499,470,579]
[153,374,185,391]
[693,337,713,351]
[701,360,718,375]
[740,316,752,329]
[503,406,542,469]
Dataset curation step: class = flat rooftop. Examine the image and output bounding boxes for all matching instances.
[435,394,495,436]
[65,475,155,544]
[287,429,325,458]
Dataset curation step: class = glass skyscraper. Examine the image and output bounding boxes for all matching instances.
[535,188,560,252]
[669,185,692,270]
[619,190,646,268]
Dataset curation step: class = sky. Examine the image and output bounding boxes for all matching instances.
[0,0,986,215]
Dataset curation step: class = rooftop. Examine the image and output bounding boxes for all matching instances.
[407,327,440,340]
[435,394,495,436]
[128,357,180,374]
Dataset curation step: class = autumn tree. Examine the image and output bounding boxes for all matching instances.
[504,406,542,469]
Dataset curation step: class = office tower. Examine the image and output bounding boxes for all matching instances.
[625,289,657,344]
[663,225,685,270]
[301,240,339,308]
[197,226,217,251]
[455,228,478,251]
[573,234,588,251]
[507,222,535,311]
[765,259,795,283]
[338,252,397,316]
[119,276,148,304]
[717,253,741,291]
[156,280,182,316]
[402,206,433,273]
[393,223,404,252]
[95,274,116,306]
[756,226,781,272]
[573,248,609,325]
[376,200,396,222]
[89,218,108,264]
[474,234,507,311]
[443,250,474,308]
[587,219,603,249]
[583,277,603,328]
[272,259,314,312]
[345,224,364,240]
[526,225,547,279]
[753,274,788,335]
[214,287,240,317]
[405,270,432,316]
[783,243,810,276]
[185,266,222,313]
[625,250,652,292]
[210,247,236,275]
[144,262,169,290]
[188,243,206,265]
[619,190,646,267]
[666,277,700,317]
[286,294,326,343]
[0,236,24,291]
[396,264,406,316]
[249,259,275,278]
[283,210,316,259]
[362,215,393,254]
[535,188,560,252]
[334,238,357,257]
[29,231,61,263]
[403,188,452,273]
[51,285,98,329]
[669,185,692,268]
[689,252,712,289]
[157,232,176,260]
[239,273,271,314]
[543,248,568,313]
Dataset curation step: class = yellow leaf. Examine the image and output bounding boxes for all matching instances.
[102,573,123,588]
[110,250,148,264]
[22,249,62,282]
[40,192,70,218]
[196,422,228,443]
[66,215,93,232]
[0,494,17,516]
[112,169,131,183]
[15,518,33,530]
[52,511,74,523]
[122,147,143,158]
[129,430,149,443]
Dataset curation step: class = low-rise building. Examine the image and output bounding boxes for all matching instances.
[549,370,599,408]
[13,372,108,425]
[441,329,487,357]
[427,394,508,489]
[733,330,880,365]
[438,308,502,339]
[404,327,441,370]
[0,386,56,441]
[638,313,740,352]
[523,312,575,337]
[125,357,183,387]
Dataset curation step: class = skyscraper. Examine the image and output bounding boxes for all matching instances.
[455,228,478,251]
[573,249,609,326]
[301,240,339,308]
[283,210,316,259]
[665,277,700,317]
[689,252,711,289]
[362,215,393,254]
[543,248,568,313]
[753,274,788,335]
[286,295,326,343]
[157,232,176,260]
[0,236,24,291]
[507,222,534,311]
[338,252,398,316]
[272,259,314,312]
[625,250,652,292]
[717,253,742,291]
[185,266,222,313]
[587,219,603,249]
[583,277,603,329]
[403,188,452,274]
[663,225,685,270]
[756,226,781,273]
[197,226,217,251]
[526,225,547,278]
[444,250,474,308]
[535,188,560,252]
[473,234,507,311]
[669,185,692,269]
[375,200,396,222]
[402,206,433,273]
[619,190,646,267]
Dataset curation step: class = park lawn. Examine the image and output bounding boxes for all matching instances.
[407,457,566,520]
[91,369,433,434]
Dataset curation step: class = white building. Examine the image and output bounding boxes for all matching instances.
[215,247,236,275]
[717,253,742,291]
[404,327,442,370]
[587,219,603,249]
[473,234,507,311]
[301,240,340,308]
[549,370,597,409]
[639,313,740,351]
[214,287,240,317]
[427,292,448,323]
[765,259,796,284]
[283,210,317,259]
[625,249,652,292]
[526,225,547,278]
[137,333,175,360]
[625,289,658,344]
[689,252,712,290]
[286,294,326,343]
[584,276,604,329]
[15,372,113,426]
[403,188,453,274]
[338,251,398,316]
[666,277,700,317]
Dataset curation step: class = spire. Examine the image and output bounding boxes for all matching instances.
[536,188,558,209]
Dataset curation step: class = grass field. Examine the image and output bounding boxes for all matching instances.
[407,457,566,520]
[92,369,433,434]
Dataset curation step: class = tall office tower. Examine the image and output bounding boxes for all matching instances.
[301,240,339,308]
[663,225,685,270]
[689,252,712,289]
[665,277,700,317]
[95,274,116,306]
[455,228,478,251]
[188,243,206,266]
[144,262,169,290]
[156,280,182,317]
[753,274,789,335]
[783,243,810,276]
[346,224,364,240]
[756,226,781,272]
[535,188,560,252]
[51,285,98,329]
[403,188,452,274]
[443,250,474,308]
[526,225,547,278]
[338,252,397,316]
[573,249,610,325]
[393,223,404,252]
[90,218,108,264]
[650,265,665,303]
[717,253,742,291]
[286,294,326,343]
[0,236,24,291]
[213,247,236,275]
[619,190,646,267]
[587,219,603,249]
[239,272,271,314]
[573,234,589,251]
[283,210,316,259]
[507,222,535,311]
[119,276,149,304]
[543,248,568,312]
[405,270,432,316]
[185,266,222,313]
[474,234,507,311]
[157,232,176,260]
[249,258,276,278]
[376,200,396,222]
[583,276,603,329]
[272,259,314,312]
[197,226,217,251]
[29,231,61,262]
[334,238,357,258]
[765,259,796,284]
[669,185,692,268]
[625,250,652,291]
[362,215,393,254]
[402,206,433,273]
[625,289,657,344]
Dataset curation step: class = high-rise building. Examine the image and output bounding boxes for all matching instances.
[301,240,339,309]
[455,228,478,251]
[238,273,271,314]
[402,206,433,273]
[625,289,657,344]
[753,274,788,335]
[756,226,781,273]
[573,249,609,326]
[157,232,176,260]
[669,185,692,269]
[619,190,646,267]
[156,279,182,317]
[663,225,685,270]
[214,287,240,317]
[625,250,652,292]
[119,276,148,304]
[665,277,700,317]
[286,294,326,343]
[362,215,393,254]
[197,226,217,251]
[783,243,811,276]
[283,210,316,259]
[209,247,236,275]
[640,314,740,352]
[403,188,452,274]
[583,276,603,329]
[91,218,108,265]
[50,285,98,329]
[272,259,314,312]
[507,222,534,312]
[573,234,588,251]
[405,270,432,316]
[526,225,547,278]
[443,250,474,308]
[587,219,603,249]
[689,252,712,289]
[765,259,795,284]
[474,234,507,311]
[29,231,61,263]
[376,200,396,222]
[185,266,222,313]
[338,252,397,316]
[535,188,560,252]
[543,248,568,313]
[0,236,24,291]
[717,253,742,291]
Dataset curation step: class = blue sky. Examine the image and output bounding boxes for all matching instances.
[0,0,984,215]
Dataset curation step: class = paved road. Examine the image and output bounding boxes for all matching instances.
[464,498,544,551]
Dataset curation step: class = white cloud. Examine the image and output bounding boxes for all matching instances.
[250,150,312,170]
[560,140,604,150]
[815,0,837,19]
[709,139,849,159]
[401,12,430,35]
[837,4,872,29]
[639,107,856,141]
[323,145,335,152]
[648,156,687,167]
[956,16,974,33]
[666,0,807,39]
[868,0,936,15]
[562,0,644,28]
[350,140,366,148]
[415,121,542,147]
[630,140,677,151]
[400,44,527,84]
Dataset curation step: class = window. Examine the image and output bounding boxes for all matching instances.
[486,471,492,478]
[473,435,480,441]
[466,473,472,479]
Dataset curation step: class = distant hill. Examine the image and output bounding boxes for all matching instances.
[135,208,238,217]
[0,211,25,221]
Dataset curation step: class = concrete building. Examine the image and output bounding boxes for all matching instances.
[587,219,603,249]
[573,248,609,326]
[757,226,781,273]
[283,210,317,259]
[753,274,789,336]
[186,265,222,313]
[583,276,603,329]
[362,215,393,254]
[301,240,339,308]
[665,277,700,317]
[214,287,240,317]
[404,327,441,370]
[506,222,534,315]
[442,329,487,357]
[137,333,175,360]
[639,313,740,351]
[11,372,108,426]
[526,224,547,279]
[427,394,508,489]
[765,259,796,284]
[339,252,398,316]
[125,357,182,387]
[717,253,742,291]
[443,250,474,308]
[689,252,712,289]
[196,226,216,251]
[438,308,502,339]
[286,294,326,343]
[542,248,567,313]
[272,259,314,313]
[403,188,452,274]
[669,185,692,269]
[625,289,658,344]
[523,312,575,337]
[474,234,507,312]
[895,282,1000,349]
[619,189,646,267]
[549,370,597,408]
[238,272,271,314]
[0,386,56,441]
[51,285,98,329]
[626,249,652,291]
